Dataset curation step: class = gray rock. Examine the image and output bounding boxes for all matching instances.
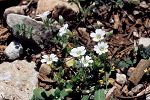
[146,94,150,100]
[4,41,23,60]
[0,60,38,100]
[116,73,127,85]
[138,37,150,48]
[3,5,28,18]
[6,14,50,52]
[133,10,140,15]
[140,1,149,9]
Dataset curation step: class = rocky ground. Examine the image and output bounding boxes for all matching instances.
[0,0,150,100]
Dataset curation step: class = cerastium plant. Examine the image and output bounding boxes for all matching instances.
[15,24,33,39]
[32,5,112,99]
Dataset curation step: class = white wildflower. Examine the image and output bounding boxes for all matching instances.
[94,42,108,55]
[41,54,58,65]
[36,11,51,20]
[80,56,93,67]
[90,29,106,42]
[58,24,69,36]
[70,46,86,57]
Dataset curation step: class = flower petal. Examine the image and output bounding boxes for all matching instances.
[46,61,52,65]
[41,59,47,63]
[90,32,96,37]
[42,55,49,59]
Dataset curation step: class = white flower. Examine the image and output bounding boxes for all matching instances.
[70,46,86,57]
[58,24,68,36]
[94,42,108,55]
[80,56,93,67]
[36,11,51,20]
[90,29,106,42]
[41,54,58,65]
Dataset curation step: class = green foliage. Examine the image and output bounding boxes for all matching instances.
[59,15,64,26]
[52,88,69,100]
[58,32,72,49]
[81,95,89,100]
[31,88,49,100]
[94,89,105,100]
[117,57,136,68]
[32,84,73,100]
[69,0,95,20]
[139,45,150,60]
[43,18,55,30]
[31,1,116,100]
[116,0,125,8]
[15,24,33,39]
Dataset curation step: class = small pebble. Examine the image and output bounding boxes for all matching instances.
[116,73,127,85]
[140,1,149,9]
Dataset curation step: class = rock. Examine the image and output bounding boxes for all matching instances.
[138,37,150,48]
[122,85,128,96]
[139,1,149,9]
[0,0,21,17]
[113,83,122,97]
[106,86,116,100]
[133,10,140,15]
[116,73,127,85]
[129,59,150,85]
[36,0,79,20]
[146,94,150,100]
[133,31,139,38]
[0,60,38,100]
[129,0,140,5]
[3,5,28,18]
[38,74,55,83]
[128,84,144,96]
[39,64,51,76]
[4,41,23,60]
[127,67,135,76]
[145,85,150,95]
[65,57,75,67]
[6,14,50,52]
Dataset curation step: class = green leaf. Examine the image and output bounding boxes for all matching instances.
[59,15,64,25]
[116,0,124,8]
[54,88,61,97]
[31,88,48,100]
[60,89,69,99]
[125,57,134,65]
[81,95,89,100]
[94,89,105,100]
[118,61,128,68]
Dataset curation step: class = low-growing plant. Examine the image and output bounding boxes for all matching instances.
[116,57,137,68]
[139,45,150,60]
[32,23,114,99]
[32,1,118,99]
[15,24,33,39]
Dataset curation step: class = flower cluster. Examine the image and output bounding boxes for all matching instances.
[70,46,93,67]
[90,29,105,42]
[58,24,69,36]
[90,29,108,55]
[41,54,58,65]
[80,56,93,67]
[70,46,86,57]
[36,11,51,20]
[94,42,108,55]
